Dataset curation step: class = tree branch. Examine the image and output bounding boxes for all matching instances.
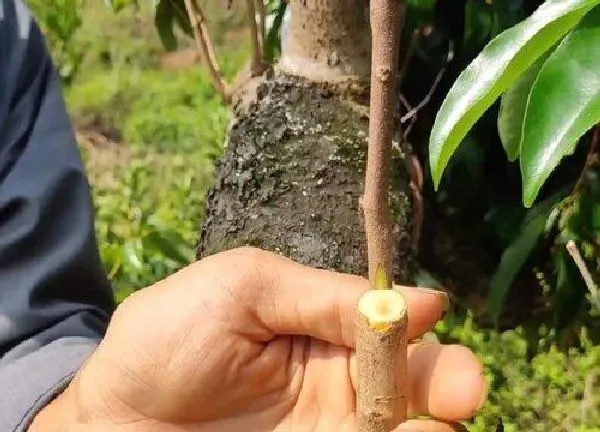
[566,240,599,305]
[357,1,408,431]
[254,0,266,57]
[362,0,404,288]
[246,0,267,76]
[183,0,230,103]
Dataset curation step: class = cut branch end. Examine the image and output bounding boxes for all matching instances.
[356,289,408,431]
[358,289,407,332]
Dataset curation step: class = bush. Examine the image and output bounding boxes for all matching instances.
[74,66,230,299]
[436,313,600,432]
[26,0,85,83]
[82,141,218,302]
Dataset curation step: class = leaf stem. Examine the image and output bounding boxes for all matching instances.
[565,240,599,303]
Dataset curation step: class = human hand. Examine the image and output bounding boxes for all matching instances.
[31,247,486,432]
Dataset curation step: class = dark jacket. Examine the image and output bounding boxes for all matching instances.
[0,1,116,430]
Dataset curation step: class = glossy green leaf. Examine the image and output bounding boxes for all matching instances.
[521,6,600,207]
[487,197,558,325]
[429,0,599,189]
[497,52,550,161]
[155,0,178,51]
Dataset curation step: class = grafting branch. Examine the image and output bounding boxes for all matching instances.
[362,0,405,288]
[356,1,408,431]
[183,0,230,102]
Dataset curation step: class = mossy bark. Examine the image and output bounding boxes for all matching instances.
[197,72,415,283]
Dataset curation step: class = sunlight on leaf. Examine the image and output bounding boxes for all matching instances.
[520,5,600,207]
[429,0,599,189]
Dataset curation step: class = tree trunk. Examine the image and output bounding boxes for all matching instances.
[279,0,371,83]
[197,0,414,283]
[197,71,415,283]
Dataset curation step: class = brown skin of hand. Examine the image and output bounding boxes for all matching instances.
[28,247,486,432]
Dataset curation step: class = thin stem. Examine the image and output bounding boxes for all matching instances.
[255,0,266,58]
[400,67,445,123]
[566,240,599,302]
[573,125,600,195]
[245,0,266,76]
[183,0,230,103]
[409,154,424,251]
[362,0,405,288]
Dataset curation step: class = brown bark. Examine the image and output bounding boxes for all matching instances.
[245,0,266,75]
[279,0,372,83]
[357,2,407,430]
[197,73,415,286]
[356,289,408,431]
[362,0,405,287]
[184,0,230,102]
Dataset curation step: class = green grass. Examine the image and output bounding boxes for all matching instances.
[62,1,249,299]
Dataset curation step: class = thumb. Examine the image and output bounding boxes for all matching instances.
[214,247,449,347]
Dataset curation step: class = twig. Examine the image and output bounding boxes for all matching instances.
[183,0,230,103]
[400,65,445,124]
[254,0,266,57]
[409,154,424,251]
[362,0,404,288]
[245,0,266,76]
[356,289,408,432]
[566,240,599,303]
[357,1,407,431]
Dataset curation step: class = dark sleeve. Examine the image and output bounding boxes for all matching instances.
[0,1,116,430]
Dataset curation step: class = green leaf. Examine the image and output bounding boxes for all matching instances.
[104,0,138,13]
[144,229,191,265]
[265,1,287,63]
[155,0,178,52]
[497,51,551,161]
[124,240,143,270]
[521,6,600,207]
[429,0,599,189]
[487,197,558,325]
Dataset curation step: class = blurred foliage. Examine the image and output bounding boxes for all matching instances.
[26,0,86,83]
[52,0,246,298]
[395,0,600,342]
[436,312,600,432]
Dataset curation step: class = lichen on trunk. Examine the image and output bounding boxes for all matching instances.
[197,72,414,283]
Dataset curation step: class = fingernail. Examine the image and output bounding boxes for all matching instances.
[418,287,450,312]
